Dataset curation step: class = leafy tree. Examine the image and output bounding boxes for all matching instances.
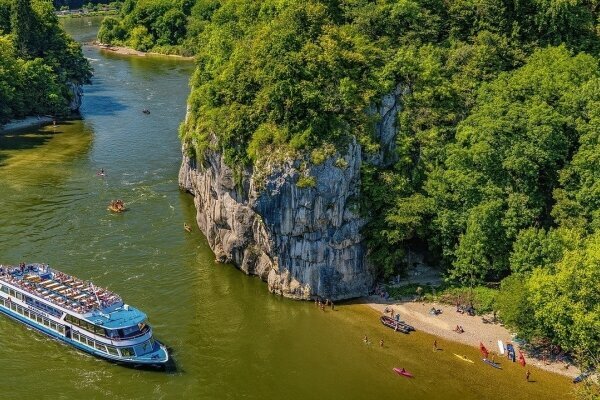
[11,0,39,57]
[527,232,600,359]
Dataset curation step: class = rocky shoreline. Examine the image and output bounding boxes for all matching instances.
[89,42,194,60]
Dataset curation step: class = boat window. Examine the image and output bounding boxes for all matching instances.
[9,289,15,297]
[0,298,4,306]
[15,292,22,300]
[94,342,107,353]
[120,347,134,357]
[106,346,119,356]
[58,325,65,334]
[122,326,138,336]
[0,286,8,293]
[94,325,105,336]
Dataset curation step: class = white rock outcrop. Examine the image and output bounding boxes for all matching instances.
[179,88,403,300]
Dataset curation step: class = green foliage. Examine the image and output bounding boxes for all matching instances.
[296,175,316,189]
[0,0,91,123]
[527,232,600,360]
[129,25,153,51]
[495,275,538,338]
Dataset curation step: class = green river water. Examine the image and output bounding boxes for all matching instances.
[0,17,575,400]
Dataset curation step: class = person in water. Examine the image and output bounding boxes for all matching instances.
[379,339,384,347]
[400,368,406,373]
[363,335,368,344]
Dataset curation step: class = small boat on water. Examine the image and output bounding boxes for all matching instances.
[108,200,126,213]
[454,353,474,363]
[380,315,414,334]
[393,367,413,378]
[184,223,191,233]
[0,263,170,368]
[483,358,502,369]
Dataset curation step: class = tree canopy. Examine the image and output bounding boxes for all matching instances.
[0,0,91,123]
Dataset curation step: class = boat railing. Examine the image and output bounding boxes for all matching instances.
[0,265,123,315]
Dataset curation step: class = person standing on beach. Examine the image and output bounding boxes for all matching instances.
[380,339,384,347]
[526,370,531,382]
[433,340,437,351]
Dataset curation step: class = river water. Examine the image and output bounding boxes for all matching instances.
[0,17,574,400]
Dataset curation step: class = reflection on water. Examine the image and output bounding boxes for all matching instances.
[0,16,573,400]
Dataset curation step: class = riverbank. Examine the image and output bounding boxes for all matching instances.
[88,42,194,60]
[0,116,54,134]
[362,296,580,379]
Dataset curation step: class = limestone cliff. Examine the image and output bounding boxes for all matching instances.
[179,89,403,300]
[68,82,84,112]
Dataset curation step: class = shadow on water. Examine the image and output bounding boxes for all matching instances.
[80,94,129,116]
[0,127,62,166]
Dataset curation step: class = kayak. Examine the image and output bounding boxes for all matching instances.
[483,358,502,369]
[497,340,505,355]
[480,342,489,358]
[573,371,591,384]
[454,353,474,363]
[518,350,526,367]
[393,368,414,378]
[380,316,411,334]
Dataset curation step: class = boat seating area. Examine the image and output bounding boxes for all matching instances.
[0,264,122,315]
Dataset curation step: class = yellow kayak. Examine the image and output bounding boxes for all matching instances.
[454,353,474,363]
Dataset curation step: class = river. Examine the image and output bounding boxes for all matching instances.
[0,17,574,400]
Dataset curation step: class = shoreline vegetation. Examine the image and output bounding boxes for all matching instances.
[87,42,194,60]
[55,9,117,18]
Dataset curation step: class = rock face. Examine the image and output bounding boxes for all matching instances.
[179,89,403,300]
[68,82,83,112]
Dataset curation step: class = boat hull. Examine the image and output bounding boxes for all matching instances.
[0,304,171,370]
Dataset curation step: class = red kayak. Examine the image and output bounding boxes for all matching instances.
[480,342,489,358]
[518,350,526,367]
[393,368,414,378]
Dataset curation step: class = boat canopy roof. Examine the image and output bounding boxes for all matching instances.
[0,263,123,316]
[86,305,147,329]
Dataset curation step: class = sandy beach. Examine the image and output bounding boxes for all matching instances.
[0,116,54,134]
[363,296,580,379]
[90,42,194,60]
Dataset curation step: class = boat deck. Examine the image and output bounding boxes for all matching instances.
[0,264,122,315]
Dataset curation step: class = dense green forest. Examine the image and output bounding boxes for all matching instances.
[0,0,91,123]
[101,0,599,374]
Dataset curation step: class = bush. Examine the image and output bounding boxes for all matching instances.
[296,175,316,188]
